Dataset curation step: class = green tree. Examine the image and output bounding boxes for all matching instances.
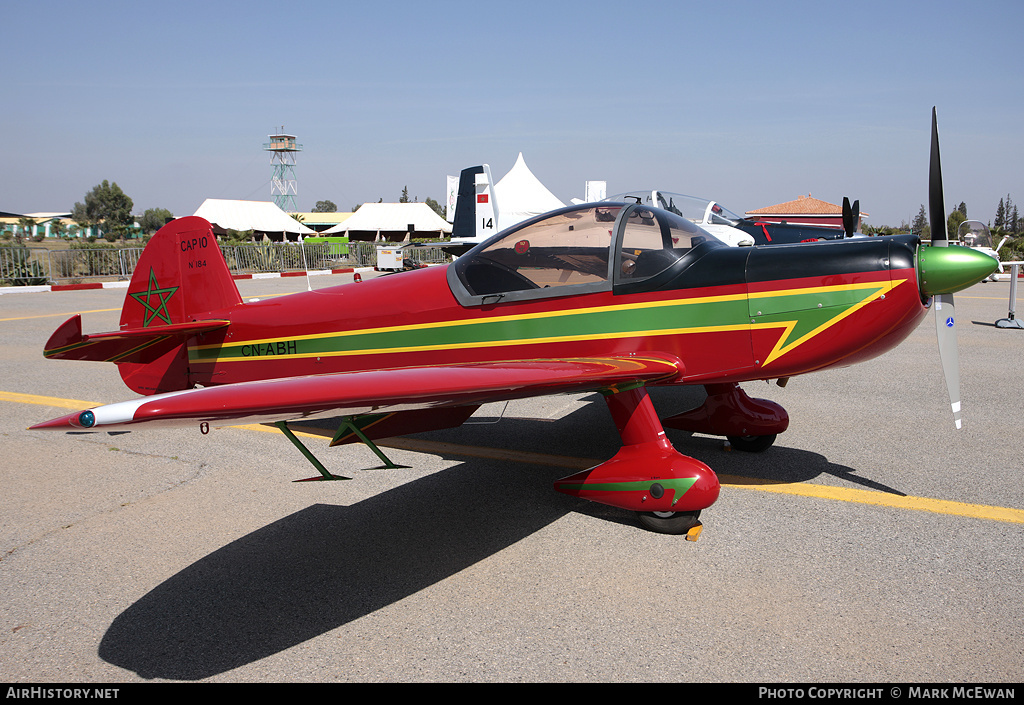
[313,200,337,213]
[994,198,1005,230]
[911,204,929,238]
[15,216,36,243]
[400,186,410,203]
[139,208,174,234]
[996,195,1015,231]
[71,180,134,239]
[425,196,445,219]
[947,209,967,239]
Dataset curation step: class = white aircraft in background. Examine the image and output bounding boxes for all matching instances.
[957,220,1006,282]
[605,191,756,247]
[448,174,758,254]
[447,165,499,253]
[446,154,565,254]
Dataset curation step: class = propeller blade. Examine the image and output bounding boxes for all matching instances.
[928,107,961,429]
[841,197,861,237]
[929,107,947,245]
[934,293,962,429]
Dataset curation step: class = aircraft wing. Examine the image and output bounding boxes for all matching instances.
[30,354,682,432]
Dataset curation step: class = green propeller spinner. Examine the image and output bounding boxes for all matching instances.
[918,244,998,297]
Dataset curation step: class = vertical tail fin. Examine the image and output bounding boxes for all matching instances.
[450,164,498,243]
[120,216,241,329]
[40,217,239,397]
[116,217,240,395]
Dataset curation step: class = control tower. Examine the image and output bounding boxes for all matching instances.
[264,127,302,212]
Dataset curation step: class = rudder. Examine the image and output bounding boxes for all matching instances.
[120,216,241,330]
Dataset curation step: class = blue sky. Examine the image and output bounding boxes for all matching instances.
[5,0,1022,228]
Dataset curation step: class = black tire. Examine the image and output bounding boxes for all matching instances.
[727,433,776,452]
[637,510,701,535]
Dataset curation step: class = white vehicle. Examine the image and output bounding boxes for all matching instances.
[956,220,1005,282]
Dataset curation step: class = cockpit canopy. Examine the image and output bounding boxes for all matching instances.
[609,191,745,227]
[956,220,995,250]
[448,202,727,306]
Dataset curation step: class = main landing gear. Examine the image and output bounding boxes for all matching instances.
[725,434,777,453]
[662,382,788,452]
[637,510,703,536]
[275,384,785,538]
[554,385,721,539]
[554,382,788,537]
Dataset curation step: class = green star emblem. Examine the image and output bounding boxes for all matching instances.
[129,269,179,327]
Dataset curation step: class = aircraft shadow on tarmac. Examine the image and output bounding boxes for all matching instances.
[98,389,904,680]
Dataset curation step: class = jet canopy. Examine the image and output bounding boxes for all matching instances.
[448,202,727,306]
[609,191,745,227]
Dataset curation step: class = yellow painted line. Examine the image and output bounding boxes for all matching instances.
[8,392,1023,525]
[0,308,120,323]
[0,391,98,410]
[242,423,1024,525]
[718,474,1024,524]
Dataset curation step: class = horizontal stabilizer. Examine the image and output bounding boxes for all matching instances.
[43,314,230,363]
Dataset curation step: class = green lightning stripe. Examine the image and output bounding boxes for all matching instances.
[44,339,99,358]
[751,279,902,365]
[105,336,171,363]
[45,335,171,362]
[189,280,903,366]
[557,477,698,506]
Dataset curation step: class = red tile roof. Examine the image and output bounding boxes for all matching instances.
[745,194,868,217]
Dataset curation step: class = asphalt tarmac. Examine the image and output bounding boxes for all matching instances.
[1,272,1022,683]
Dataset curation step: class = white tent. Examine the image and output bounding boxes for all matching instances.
[493,153,564,228]
[193,199,314,237]
[323,202,452,241]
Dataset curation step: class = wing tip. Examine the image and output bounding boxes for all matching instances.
[30,410,90,430]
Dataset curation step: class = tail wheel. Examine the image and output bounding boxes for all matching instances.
[637,510,701,535]
[727,433,776,452]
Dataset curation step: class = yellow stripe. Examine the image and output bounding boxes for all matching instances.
[189,292,751,353]
[200,324,753,363]
[747,279,898,301]
[1,391,98,410]
[758,280,902,366]
[720,474,1024,524]
[16,390,1016,525]
[190,279,901,365]
[0,308,120,323]
[235,424,1024,525]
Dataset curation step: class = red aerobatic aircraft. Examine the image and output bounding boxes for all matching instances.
[32,111,997,538]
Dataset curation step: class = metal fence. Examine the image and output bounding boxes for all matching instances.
[1,241,450,286]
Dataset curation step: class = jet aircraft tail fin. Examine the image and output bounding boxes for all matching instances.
[450,164,498,242]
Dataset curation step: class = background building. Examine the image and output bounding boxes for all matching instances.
[745,194,866,230]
